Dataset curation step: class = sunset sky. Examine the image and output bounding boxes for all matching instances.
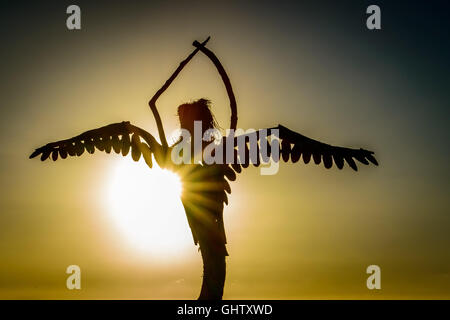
[0,0,449,299]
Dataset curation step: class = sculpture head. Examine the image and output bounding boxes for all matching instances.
[177,98,219,136]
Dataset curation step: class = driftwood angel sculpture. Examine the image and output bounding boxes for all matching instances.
[29,37,378,300]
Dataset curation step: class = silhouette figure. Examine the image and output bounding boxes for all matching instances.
[29,37,378,300]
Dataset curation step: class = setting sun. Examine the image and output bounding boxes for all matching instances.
[104,157,192,257]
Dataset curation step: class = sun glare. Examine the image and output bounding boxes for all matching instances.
[105,157,192,258]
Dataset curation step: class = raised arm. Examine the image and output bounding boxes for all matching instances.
[149,37,211,148]
[192,40,238,131]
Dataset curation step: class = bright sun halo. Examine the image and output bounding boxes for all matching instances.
[105,157,192,257]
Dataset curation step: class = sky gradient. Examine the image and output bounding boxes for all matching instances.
[0,0,449,299]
